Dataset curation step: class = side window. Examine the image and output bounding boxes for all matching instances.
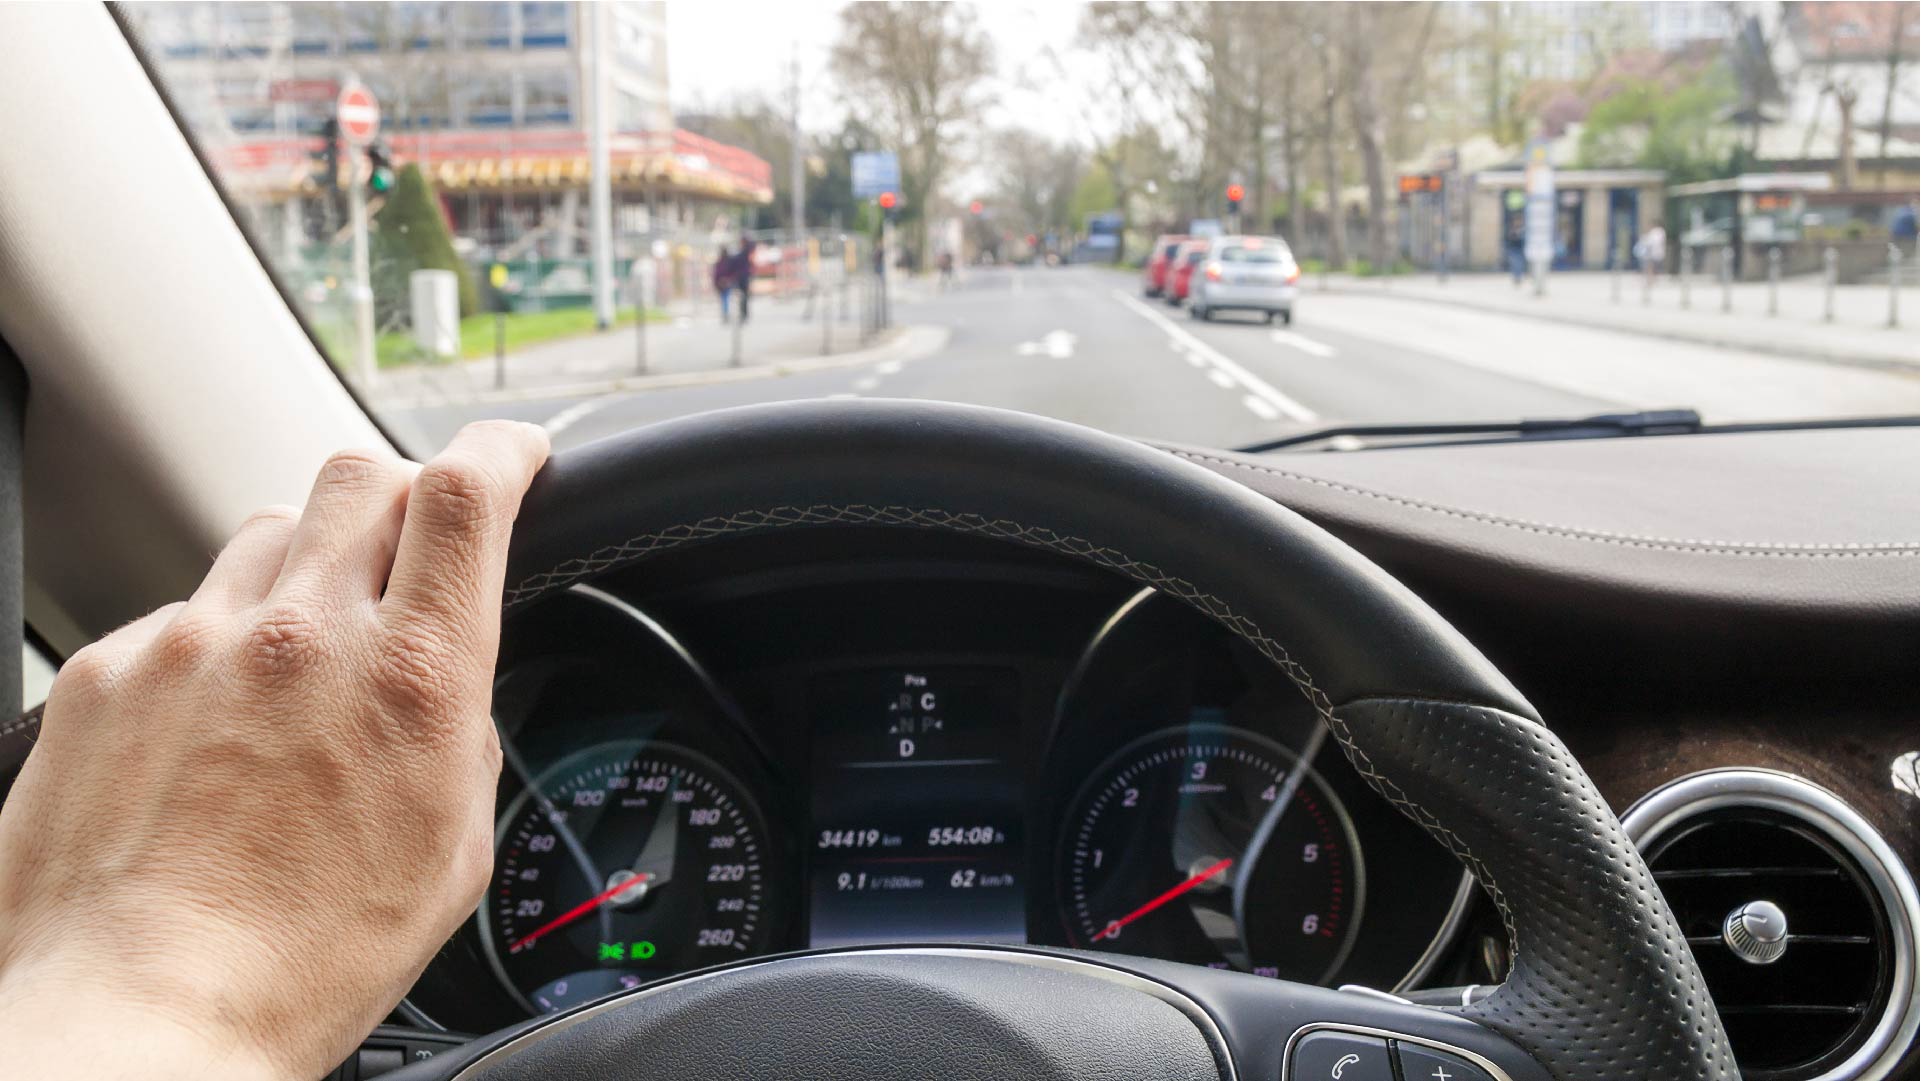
[21,635,55,712]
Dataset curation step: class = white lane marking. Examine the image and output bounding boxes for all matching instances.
[1206,368,1235,389]
[853,375,881,391]
[1271,329,1336,357]
[826,392,858,399]
[1111,290,1319,422]
[1242,395,1279,421]
[876,359,903,375]
[542,397,612,435]
[1329,435,1365,451]
[1015,329,1077,358]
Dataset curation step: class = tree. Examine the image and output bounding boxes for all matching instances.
[1578,64,1738,186]
[830,2,994,270]
[992,129,1084,239]
[370,163,477,324]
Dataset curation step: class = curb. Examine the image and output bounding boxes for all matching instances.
[1324,282,1918,375]
[371,324,952,408]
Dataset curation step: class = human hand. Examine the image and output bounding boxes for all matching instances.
[0,420,549,1079]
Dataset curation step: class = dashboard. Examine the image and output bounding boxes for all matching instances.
[402,531,1469,1032]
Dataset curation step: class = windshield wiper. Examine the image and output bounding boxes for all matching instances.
[1233,410,1919,454]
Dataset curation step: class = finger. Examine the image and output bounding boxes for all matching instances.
[381,421,549,647]
[274,449,418,603]
[190,505,301,612]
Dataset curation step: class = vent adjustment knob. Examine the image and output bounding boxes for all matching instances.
[1722,900,1790,965]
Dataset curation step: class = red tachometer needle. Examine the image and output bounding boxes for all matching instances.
[1091,857,1235,942]
[510,873,651,954]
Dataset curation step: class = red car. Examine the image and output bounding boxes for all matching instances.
[1164,239,1211,305]
[1141,233,1189,297]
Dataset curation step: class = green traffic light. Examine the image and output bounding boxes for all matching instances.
[369,168,395,194]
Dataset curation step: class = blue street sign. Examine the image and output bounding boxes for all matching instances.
[852,151,901,200]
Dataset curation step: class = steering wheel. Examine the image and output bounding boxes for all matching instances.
[398,400,1737,1081]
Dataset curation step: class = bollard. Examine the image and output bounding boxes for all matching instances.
[731,314,742,367]
[1642,255,1653,306]
[1767,247,1780,316]
[1720,246,1733,313]
[1680,248,1692,309]
[1889,244,1903,329]
[493,311,507,390]
[821,282,832,355]
[1612,260,1621,303]
[1823,246,1838,323]
[634,306,647,376]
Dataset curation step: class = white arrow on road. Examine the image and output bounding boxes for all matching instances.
[1271,330,1336,357]
[1016,330,1077,358]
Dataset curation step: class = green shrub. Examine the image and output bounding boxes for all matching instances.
[370,163,478,323]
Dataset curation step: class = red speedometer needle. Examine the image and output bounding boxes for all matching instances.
[510,873,651,954]
[1091,857,1235,942]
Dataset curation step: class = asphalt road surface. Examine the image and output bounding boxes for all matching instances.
[382,265,1906,455]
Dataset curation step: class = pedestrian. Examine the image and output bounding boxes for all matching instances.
[937,250,955,290]
[711,243,735,324]
[1504,218,1526,287]
[1633,223,1667,290]
[732,235,758,325]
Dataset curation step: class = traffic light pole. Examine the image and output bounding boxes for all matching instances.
[347,142,377,389]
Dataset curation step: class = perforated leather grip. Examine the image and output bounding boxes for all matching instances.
[1331,698,1738,1081]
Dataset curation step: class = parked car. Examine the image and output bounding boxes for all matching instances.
[1163,239,1211,305]
[1187,235,1300,324]
[1141,233,1189,297]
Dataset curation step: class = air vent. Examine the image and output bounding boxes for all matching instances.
[1623,770,1918,1081]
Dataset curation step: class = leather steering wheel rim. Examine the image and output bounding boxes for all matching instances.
[498,398,1737,1081]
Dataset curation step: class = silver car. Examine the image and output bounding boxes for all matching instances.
[1187,235,1300,324]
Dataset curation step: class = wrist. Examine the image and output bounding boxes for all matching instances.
[0,959,283,1081]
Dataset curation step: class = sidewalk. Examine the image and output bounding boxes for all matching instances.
[1328,271,1918,372]
[367,290,930,408]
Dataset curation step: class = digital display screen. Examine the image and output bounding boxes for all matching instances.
[807,668,1025,948]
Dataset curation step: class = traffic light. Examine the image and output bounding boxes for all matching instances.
[366,141,396,196]
[1225,183,1245,209]
[969,200,984,216]
[878,191,897,210]
[310,116,341,191]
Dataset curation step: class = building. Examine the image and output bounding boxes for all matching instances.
[126,2,771,260]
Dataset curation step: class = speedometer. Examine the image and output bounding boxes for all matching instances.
[1056,724,1362,982]
[480,741,781,1014]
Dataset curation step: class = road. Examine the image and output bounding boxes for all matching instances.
[382,265,1915,454]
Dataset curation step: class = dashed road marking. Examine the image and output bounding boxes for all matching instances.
[876,359,903,375]
[1206,368,1235,389]
[853,375,881,391]
[542,397,613,435]
[1242,395,1280,420]
[1112,290,1319,422]
[1271,329,1336,357]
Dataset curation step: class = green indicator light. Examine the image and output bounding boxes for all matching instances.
[630,941,656,960]
[597,942,624,961]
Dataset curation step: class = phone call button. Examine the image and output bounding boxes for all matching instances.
[1288,1032,1393,1081]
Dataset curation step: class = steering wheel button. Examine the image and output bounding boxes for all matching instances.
[1394,1042,1495,1081]
[1289,1031,1393,1081]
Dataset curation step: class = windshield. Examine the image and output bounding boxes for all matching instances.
[122,1,1919,455]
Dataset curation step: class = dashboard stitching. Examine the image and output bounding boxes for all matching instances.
[502,503,1522,966]
[1166,449,1921,556]
[1,703,40,741]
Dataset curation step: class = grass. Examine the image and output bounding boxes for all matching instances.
[318,305,669,370]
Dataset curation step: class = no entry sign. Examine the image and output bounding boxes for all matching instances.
[337,84,380,146]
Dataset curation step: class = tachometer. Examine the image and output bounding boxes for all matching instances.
[480,742,778,1014]
[1057,724,1362,982]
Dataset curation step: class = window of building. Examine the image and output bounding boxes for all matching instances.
[520,70,574,126]
[465,74,515,128]
[457,2,513,49]
[519,2,570,48]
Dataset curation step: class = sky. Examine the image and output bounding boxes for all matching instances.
[664,0,1093,143]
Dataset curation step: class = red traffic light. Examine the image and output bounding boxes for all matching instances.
[1225,183,1246,204]
[969,200,984,215]
[878,191,898,210]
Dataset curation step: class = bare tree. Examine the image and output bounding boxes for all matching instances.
[1878,3,1917,164]
[830,2,994,271]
